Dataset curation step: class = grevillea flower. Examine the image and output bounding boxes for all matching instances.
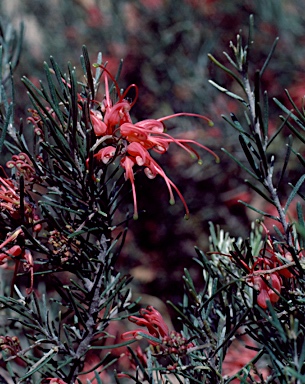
[99,72,134,135]
[89,65,219,219]
[121,306,194,356]
[245,224,295,309]
[239,252,286,309]
[251,272,282,309]
[94,145,116,164]
[6,153,36,182]
[89,109,108,136]
[0,244,22,267]
[0,335,21,356]
[0,227,35,294]
[214,223,295,309]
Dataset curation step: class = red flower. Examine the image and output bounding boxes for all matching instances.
[89,109,108,136]
[0,175,41,228]
[89,65,219,219]
[121,306,194,355]
[250,271,282,309]
[94,145,116,164]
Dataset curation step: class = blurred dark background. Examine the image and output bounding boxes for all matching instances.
[2,0,305,305]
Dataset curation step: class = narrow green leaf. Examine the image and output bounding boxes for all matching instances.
[213,310,249,356]
[8,317,42,333]
[221,148,259,180]
[82,45,94,99]
[262,91,269,137]
[90,339,135,351]
[298,338,305,367]
[94,370,103,384]
[244,179,274,204]
[244,14,254,73]
[10,21,24,71]
[238,200,280,221]
[208,54,245,91]
[221,113,251,137]
[167,301,203,335]
[22,76,47,101]
[239,135,261,178]
[44,118,75,164]
[194,246,215,278]
[283,117,305,144]
[284,88,305,124]
[39,200,84,215]
[285,174,305,213]
[253,131,268,176]
[296,202,305,249]
[258,301,287,342]
[293,149,305,168]
[267,114,288,148]
[21,225,50,254]
[65,288,87,329]
[43,62,65,126]
[208,80,248,105]
[222,51,238,70]
[277,135,292,189]
[50,56,67,94]
[57,356,74,371]
[0,102,12,152]
[260,37,279,78]
[93,52,103,87]
[19,348,57,381]
[284,367,305,381]
[274,98,305,131]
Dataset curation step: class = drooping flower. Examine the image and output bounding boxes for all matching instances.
[245,227,295,308]
[250,270,282,309]
[94,145,117,164]
[90,109,108,136]
[121,306,194,356]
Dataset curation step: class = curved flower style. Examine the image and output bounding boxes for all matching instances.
[6,152,36,182]
[89,65,219,219]
[121,306,194,356]
[0,175,39,225]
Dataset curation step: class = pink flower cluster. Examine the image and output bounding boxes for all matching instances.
[0,169,41,293]
[122,305,194,356]
[89,66,219,219]
[245,225,295,309]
